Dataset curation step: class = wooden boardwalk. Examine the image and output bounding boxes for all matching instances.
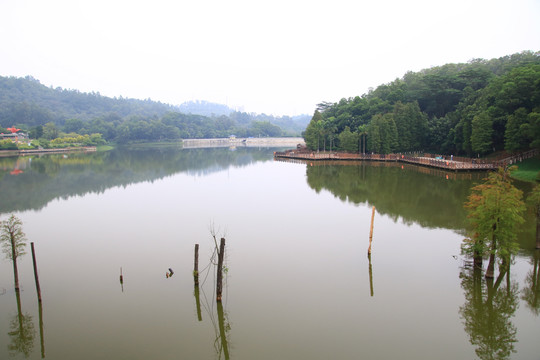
[274,149,539,172]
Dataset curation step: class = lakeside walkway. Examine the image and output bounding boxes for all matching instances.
[274,149,539,172]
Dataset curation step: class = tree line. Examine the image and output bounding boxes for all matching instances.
[304,51,540,156]
[0,76,309,144]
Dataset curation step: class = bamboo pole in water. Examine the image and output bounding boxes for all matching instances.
[368,206,376,255]
[30,242,42,303]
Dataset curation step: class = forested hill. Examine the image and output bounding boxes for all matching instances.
[0,76,176,123]
[0,75,309,142]
[304,51,540,156]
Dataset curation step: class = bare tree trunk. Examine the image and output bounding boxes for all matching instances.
[11,235,20,292]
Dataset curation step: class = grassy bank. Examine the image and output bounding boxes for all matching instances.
[96,145,114,151]
[511,156,540,182]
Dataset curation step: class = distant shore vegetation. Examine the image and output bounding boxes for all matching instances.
[0,77,310,146]
[303,51,540,159]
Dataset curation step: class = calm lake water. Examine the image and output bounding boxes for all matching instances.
[0,146,539,360]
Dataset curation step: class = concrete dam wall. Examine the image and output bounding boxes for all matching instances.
[182,137,305,149]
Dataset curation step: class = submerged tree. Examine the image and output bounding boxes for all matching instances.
[462,167,525,277]
[0,215,28,291]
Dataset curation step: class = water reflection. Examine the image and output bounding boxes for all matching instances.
[8,290,36,358]
[194,285,203,322]
[0,147,279,214]
[38,301,45,358]
[521,250,540,315]
[216,301,230,360]
[303,161,482,230]
[368,253,374,297]
[459,264,518,360]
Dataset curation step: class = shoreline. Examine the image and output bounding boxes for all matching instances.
[0,146,97,157]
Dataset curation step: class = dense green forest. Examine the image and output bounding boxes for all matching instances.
[0,76,309,144]
[304,51,540,156]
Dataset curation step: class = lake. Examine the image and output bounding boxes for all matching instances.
[0,146,539,360]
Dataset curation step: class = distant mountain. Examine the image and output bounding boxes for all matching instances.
[177,100,310,134]
[177,100,235,117]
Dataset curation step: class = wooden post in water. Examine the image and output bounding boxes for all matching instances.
[194,244,199,286]
[30,242,42,303]
[216,238,226,302]
[368,206,376,255]
[368,253,374,297]
[119,267,124,292]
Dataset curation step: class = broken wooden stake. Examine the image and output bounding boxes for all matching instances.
[216,238,226,302]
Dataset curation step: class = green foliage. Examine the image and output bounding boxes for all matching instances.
[42,122,59,140]
[305,51,540,156]
[248,121,282,137]
[338,126,358,152]
[368,113,398,154]
[0,140,18,150]
[462,168,526,261]
[0,215,27,261]
[304,111,323,151]
[470,112,493,155]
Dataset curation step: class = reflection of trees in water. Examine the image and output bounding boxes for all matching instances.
[305,162,479,230]
[521,250,540,315]
[0,147,278,214]
[8,290,35,358]
[459,265,518,360]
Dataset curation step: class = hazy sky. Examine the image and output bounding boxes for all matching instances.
[1,0,539,116]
